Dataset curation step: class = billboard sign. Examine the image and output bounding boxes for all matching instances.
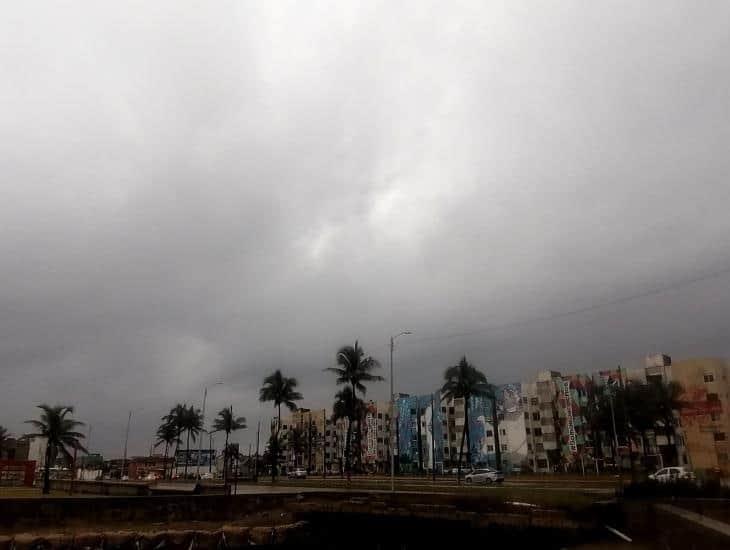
[175,449,214,467]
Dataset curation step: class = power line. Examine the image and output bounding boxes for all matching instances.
[410,263,730,345]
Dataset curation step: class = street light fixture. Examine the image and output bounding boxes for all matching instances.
[390,331,412,492]
[196,381,224,478]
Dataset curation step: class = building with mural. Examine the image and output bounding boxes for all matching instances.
[672,358,729,476]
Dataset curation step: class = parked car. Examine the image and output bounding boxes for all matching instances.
[288,468,307,479]
[648,466,695,483]
[200,472,215,480]
[464,468,504,484]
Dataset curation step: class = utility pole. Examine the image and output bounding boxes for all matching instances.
[390,331,412,491]
[197,382,223,478]
[431,392,436,482]
[121,410,132,480]
[254,420,261,481]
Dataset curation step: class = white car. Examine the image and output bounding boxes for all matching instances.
[200,472,215,480]
[464,468,504,484]
[288,468,307,479]
[648,466,695,483]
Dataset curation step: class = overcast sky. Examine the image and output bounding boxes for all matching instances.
[2,1,730,457]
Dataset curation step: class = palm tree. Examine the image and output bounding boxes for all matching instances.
[24,405,87,494]
[154,422,179,480]
[259,370,302,481]
[181,405,203,478]
[163,404,187,478]
[212,407,246,486]
[332,387,364,478]
[327,341,383,472]
[441,357,490,483]
[0,426,8,459]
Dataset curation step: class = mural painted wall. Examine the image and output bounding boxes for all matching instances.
[396,393,443,470]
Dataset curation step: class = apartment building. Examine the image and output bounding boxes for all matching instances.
[672,358,730,475]
[280,408,329,472]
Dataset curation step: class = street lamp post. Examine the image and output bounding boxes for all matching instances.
[390,330,412,492]
[121,410,132,480]
[197,381,223,478]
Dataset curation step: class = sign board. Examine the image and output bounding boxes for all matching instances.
[562,380,578,454]
[175,449,214,467]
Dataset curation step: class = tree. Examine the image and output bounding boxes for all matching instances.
[259,370,302,481]
[154,422,179,480]
[25,405,87,494]
[327,341,383,472]
[181,405,202,478]
[163,404,187,478]
[0,426,8,460]
[287,425,306,468]
[648,380,684,465]
[441,356,490,483]
[332,386,364,477]
[212,407,246,487]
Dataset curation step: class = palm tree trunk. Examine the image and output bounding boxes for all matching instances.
[172,428,182,479]
[163,443,169,480]
[457,417,467,484]
[491,398,502,470]
[272,403,281,482]
[43,441,52,494]
[345,418,353,479]
[416,401,423,473]
[224,431,230,488]
[465,401,472,469]
[184,430,191,478]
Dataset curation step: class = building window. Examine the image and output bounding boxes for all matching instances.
[443,433,448,440]
[718,452,729,463]
[441,407,447,413]
[532,413,540,421]
[444,447,450,455]
[536,443,544,452]
[410,408,416,415]
[500,429,506,436]
[534,428,542,437]
[522,397,528,404]
[282,424,287,430]
[501,444,508,451]
[451,447,457,456]
[377,438,383,444]
[707,393,719,402]
[497,414,504,421]
[530,398,539,406]
[487,445,494,452]
[526,428,531,435]
[527,443,532,451]
[450,433,456,440]
[326,430,331,436]
[449,407,455,415]
[486,430,493,437]
[537,459,548,468]
[714,432,726,442]
[524,412,529,419]
[378,413,383,419]
[704,373,715,383]
[711,412,720,421]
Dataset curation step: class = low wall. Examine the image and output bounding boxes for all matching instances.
[50,480,150,496]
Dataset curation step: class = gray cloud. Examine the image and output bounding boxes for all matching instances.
[2,1,730,456]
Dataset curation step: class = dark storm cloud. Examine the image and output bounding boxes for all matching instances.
[2,1,730,456]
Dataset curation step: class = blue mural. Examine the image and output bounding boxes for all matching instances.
[396,392,443,470]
